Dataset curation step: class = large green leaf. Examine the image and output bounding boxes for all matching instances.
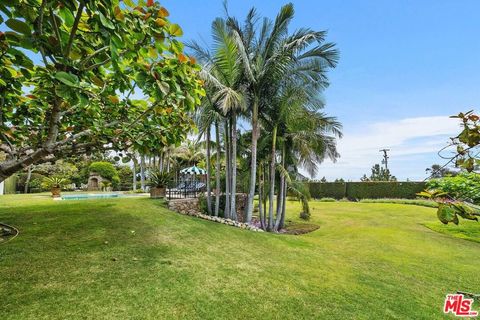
[437,204,457,224]
[5,19,31,35]
[59,7,75,28]
[169,24,183,37]
[99,12,114,30]
[54,71,79,87]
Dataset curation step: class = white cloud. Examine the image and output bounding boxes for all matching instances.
[309,115,461,181]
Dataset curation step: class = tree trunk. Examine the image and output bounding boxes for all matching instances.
[166,150,170,173]
[140,154,146,191]
[224,119,231,219]
[159,151,164,171]
[205,127,212,215]
[258,163,265,230]
[268,125,278,231]
[0,148,51,183]
[263,162,267,226]
[230,114,237,221]
[279,178,287,229]
[274,143,286,231]
[132,155,138,191]
[24,165,33,194]
[214,120,221,217]
[245,99,259,224]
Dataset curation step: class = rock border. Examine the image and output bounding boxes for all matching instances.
[179,211,265,232]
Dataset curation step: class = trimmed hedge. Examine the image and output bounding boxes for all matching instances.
[309,182,346,199]
[309,181,427,200]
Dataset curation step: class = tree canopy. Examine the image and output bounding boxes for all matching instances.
[0,0,204,182]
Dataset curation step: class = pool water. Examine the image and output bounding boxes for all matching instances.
[61,194,121,200]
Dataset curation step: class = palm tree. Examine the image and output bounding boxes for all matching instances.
[195,91,224,215]
[188,18,246,220]
[260,77,342,231]
[274,106,342,230]
[226,3,340,223]
[172,140,204,167]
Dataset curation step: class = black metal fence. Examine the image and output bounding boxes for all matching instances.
[166,179,206,199]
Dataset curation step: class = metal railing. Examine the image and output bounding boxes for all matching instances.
[166,180,206,199]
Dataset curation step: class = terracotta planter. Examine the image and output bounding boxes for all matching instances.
[51,187,61,198]
[150,187,166,199]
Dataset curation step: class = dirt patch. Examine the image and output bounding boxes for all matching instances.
[282,222,320,235]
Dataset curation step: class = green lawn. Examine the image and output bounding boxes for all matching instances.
[1,195,479,319]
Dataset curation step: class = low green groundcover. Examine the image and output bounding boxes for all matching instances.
[0,195,479,319]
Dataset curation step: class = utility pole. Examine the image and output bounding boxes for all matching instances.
[379,149,390,171]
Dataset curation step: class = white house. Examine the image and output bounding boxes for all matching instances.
[0,181,4,195]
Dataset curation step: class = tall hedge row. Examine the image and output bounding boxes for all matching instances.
[308,181,427,199]
[309,182,346,199]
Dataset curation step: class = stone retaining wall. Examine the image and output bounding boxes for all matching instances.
[167,198,200,216]
[166,194,264,232]
[168,193,248,222]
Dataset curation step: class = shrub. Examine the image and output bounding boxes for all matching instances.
[42,177,68,189]
[89,162,120,189]
[427,172,480,204]
[318,197,336,202]
[148,171,171,188]
[299,211,310,220]
[117,166,133,190]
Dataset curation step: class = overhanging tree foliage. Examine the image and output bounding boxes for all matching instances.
[0,0,204,182]
[419,110,480,224]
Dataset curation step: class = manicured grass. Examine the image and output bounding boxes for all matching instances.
[1,195,479,319]
[424,220,480,243]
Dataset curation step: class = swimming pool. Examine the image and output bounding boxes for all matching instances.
[61,194,121,200]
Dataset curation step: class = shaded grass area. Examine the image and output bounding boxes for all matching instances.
[0,195,479,319]
[359,198,438,208]
[424,219,480,243]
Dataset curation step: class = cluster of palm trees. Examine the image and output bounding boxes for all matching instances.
[190,3,342,231]
[129,141,205,191]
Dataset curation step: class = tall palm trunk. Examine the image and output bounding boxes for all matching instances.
[279,179,287,229]
[245,99,259,223]
[230,113,237,221]
[258,162,265,230]
[132,155,138,191]
[214,120,221,217]
[24,165,32,194]
[263,162,267,225]
[205,127,212,215]
[268,125,278,231]
[224,119,231,219]
[166,150,170,173]
[274,143,286,231]
[140,155,146,191]
[159,151,164,171]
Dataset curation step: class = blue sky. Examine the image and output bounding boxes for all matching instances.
[163,0,480,181]
[2,1,479,181]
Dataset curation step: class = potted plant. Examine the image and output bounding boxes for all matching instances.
[149,171,170,198]
[42,177,68,198]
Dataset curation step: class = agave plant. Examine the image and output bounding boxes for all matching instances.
[149,171,171,188]
[42,177,68,189]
